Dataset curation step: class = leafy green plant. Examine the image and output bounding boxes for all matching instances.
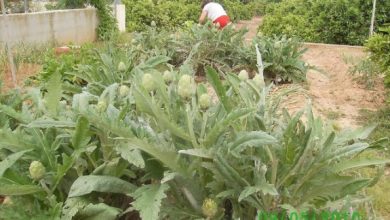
[122,0,265,32]
[254,35,309,83]
[260,0,390,45]
[345,56,382,89]
[132,22,309,82]
[1,43,388,220]
[365,28,390,89]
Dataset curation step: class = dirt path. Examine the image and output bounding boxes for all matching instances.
[236,17,385,128]
[235,17,263,41]
[294,44,384,128]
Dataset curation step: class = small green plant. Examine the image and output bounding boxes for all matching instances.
[365,29,390,88]
[254,35,309,83]
[344,56,382,89]
[325,109,343,120]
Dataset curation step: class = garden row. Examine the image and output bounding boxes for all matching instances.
[0,23,389,219]
[122,0,268,32]
[42,0,390,45]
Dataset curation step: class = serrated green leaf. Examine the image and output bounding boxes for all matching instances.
[205,67,232,112]
[204,108,255,146]
[78,203,121,220]
[46,71,62,116]
[27,120,76,128]
[131,184,169,220]
[332,158,390,172]
[0,104,30,123]
[230,131,277,152]
[178,149,213,159]
[238,184,278,202]
[116,144,145,168]
[0,184,43,195]
[216,189,236,198]
[62,197,90,220]
[68,175,136,197]
[142,56,170,68]
[0,150,32,177]
[72,116,90,150]
[133,87,191,141]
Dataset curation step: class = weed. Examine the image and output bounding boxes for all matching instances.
[344,55,382,89]
[325,109,343,120]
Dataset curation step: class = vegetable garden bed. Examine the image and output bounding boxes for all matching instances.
[0,17,389,220]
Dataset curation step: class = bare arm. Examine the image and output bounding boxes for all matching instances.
[199,10,208,24]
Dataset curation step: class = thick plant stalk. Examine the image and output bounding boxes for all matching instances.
[370,0,377,36]
[255,44,265,89]
[186,103,199,148]
[200,112,208,141]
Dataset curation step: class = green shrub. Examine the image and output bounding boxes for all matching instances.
[365,27,390,88]
[123,0,197,32]
[260,0,317,42]
[260,0,390,45]
[123,0,267,32]
[346,57,382,89]
[254,35,309,83]
[129,23,310,82]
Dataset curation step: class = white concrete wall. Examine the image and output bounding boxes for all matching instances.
[0,8,98,46]
[114,4,126,32]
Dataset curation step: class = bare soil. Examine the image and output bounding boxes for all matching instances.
[236,17,386,128]
[1,63,41,93]
[296,44,384,128]
[235,16,263,41]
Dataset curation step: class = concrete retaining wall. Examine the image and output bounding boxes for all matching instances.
[0,8,98,46]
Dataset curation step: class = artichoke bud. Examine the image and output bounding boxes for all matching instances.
[202,198,218,218]
[238,70,249,81]
[178,75,194,100]
[163,70,174,84]
[2,196,13,205]
[119,85,130,97]
[142,74,156,92]
[252,74,264,88]
[97,100,107,112]
[199,93,211,110]
[332,122,341,132]
[118,62,126,72]
[29,161,46,181]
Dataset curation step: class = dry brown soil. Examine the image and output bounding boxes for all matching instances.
[1,63,41,93]
[236,17,385,128]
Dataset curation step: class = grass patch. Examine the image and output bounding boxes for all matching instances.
[325,109,344,120]
[357,108,390,219]
[366,174,390,219]
[358,108,390,150]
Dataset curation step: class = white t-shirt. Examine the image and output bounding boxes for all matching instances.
[203,2,227,21]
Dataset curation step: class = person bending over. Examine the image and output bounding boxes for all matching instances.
[199,0,231,29]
